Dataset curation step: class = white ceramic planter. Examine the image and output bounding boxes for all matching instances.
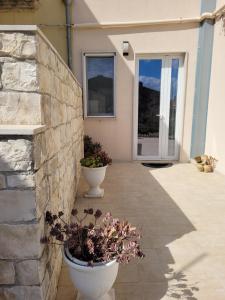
[64,247,119,300]
[82,165,107,198]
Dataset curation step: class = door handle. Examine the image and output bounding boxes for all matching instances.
[156,114,163,120]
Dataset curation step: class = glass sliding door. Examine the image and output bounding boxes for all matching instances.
[168,59,179,157]
[138,59,162,158]
[135,55,183,160]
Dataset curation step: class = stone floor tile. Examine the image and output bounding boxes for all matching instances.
[55,286,77,300]
[56,162,225,300]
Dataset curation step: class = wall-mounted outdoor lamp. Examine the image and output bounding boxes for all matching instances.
[122,41,129,56]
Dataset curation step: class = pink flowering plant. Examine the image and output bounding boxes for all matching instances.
[41,208,144,265]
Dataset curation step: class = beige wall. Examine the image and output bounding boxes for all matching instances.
[216,0,225,9]
[205,2,225,175]
[0,0,202,161]
[73,0,201,161]
[74,0,201,23]
[0,0,72,62]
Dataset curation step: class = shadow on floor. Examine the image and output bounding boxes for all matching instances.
[57,162,202,300]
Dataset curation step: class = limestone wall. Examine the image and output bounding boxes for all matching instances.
[0,27,83,300]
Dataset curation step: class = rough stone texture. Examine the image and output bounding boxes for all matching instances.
[0,174,6,189]
[0,286,42,300]
[0,30,83,300]
[16,260,39,285]
[0,139,32,171]
[0,33,36,59]
[0,190,36,223]
[0,92,42,125]
[34,33,83,300]
[0,1,38,10]
[0,261,15,285]
[7,174,35,188]
[1,61,38,91]
[45,251,62,300]
[0,224,41,259]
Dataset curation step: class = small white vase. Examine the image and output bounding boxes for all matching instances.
[63,248,119,300]
[82,165,107,198]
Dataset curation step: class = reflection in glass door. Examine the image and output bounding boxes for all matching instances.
[168,59,179,157]
[138,59,162,158]
[136,55,183,160]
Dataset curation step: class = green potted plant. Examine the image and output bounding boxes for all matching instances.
[80,136,112,198]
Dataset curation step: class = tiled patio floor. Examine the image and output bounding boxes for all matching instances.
[56,162,225,300]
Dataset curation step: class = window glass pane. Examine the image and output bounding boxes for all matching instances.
[168,59,179,156]
[86,56,114,116]
[138,59,162,156]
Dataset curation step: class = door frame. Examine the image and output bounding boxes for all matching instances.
[133,53,185,161]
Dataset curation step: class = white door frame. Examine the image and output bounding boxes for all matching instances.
[133,53,185,161]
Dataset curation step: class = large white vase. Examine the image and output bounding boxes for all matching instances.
[64,248,119,300]
[82,165,107,198]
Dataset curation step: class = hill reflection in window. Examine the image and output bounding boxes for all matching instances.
[168,59,179,156]
[86,56,114,116]
[138,59,162,156]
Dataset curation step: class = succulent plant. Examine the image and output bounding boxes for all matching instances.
[41,209,144,265]
[81,135,112,167]
[84,135,102,158]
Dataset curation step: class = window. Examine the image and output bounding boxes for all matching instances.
[83,53,116,117]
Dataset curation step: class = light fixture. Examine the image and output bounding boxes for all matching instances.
[122,41,129,56]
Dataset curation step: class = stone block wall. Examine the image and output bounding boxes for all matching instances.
[0,28,83,300]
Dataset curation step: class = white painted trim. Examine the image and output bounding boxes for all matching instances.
[133,58,139,160]
[133,54,185,161]
[0,25,38,31]
[82,53,88,118]
[0,125,46,135]
[175,55,185,160]
[177,53,188,160]
[158,57,165,159]
[161,55,185,161]
[82,52,116,118]
[161,56,171,159]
